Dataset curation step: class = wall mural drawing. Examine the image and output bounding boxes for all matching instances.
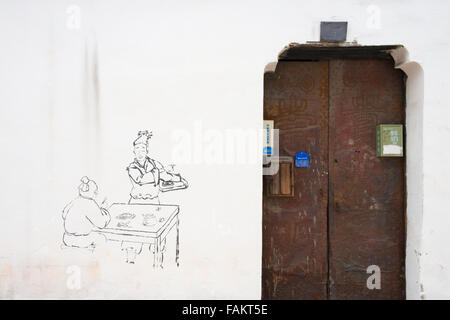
[61,176,109,251]
[61,130,189,267]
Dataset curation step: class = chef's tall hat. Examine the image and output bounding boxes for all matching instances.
[133,130,152,146]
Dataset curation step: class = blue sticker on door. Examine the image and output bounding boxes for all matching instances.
[295,152,310,168]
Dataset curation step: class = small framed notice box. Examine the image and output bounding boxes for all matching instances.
[376,124,404,157]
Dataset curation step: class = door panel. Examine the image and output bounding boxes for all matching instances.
[328,59,405,299]
[262,58,405,300]
[262,61,329,299]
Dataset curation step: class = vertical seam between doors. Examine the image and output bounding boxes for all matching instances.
[326,60,331,300]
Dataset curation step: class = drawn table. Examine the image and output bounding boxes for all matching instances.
[93,203,179,268]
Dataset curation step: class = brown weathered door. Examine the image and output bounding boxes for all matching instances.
[262,61,329,299]
[328,60,405,299]
[262,56,405,300]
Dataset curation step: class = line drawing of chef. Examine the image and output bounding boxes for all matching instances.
[126,130,187,205]
[118,130,188,264]
[61,176,111,250]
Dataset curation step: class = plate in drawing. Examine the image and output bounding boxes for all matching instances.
[117,221,131,228]
[142,213,157,227]
[116,213,136,220]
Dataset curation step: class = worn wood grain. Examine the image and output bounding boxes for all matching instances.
[263,61,329,299]
[328,59,406,299]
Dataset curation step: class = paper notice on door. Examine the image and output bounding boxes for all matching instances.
[383,144,402,155]
[263,120,274,156]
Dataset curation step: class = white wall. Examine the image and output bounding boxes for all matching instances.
[0,0,449,299]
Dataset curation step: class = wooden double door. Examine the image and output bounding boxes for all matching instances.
[262,58,406,299]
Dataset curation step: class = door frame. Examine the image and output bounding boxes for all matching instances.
[264,43,424,299]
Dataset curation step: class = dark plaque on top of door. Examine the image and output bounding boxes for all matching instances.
[320,21,347,42]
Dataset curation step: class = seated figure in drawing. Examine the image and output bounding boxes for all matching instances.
[126,130,185,205]
[62,176,111,250]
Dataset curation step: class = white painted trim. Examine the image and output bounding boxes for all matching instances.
[390,47,425,300]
